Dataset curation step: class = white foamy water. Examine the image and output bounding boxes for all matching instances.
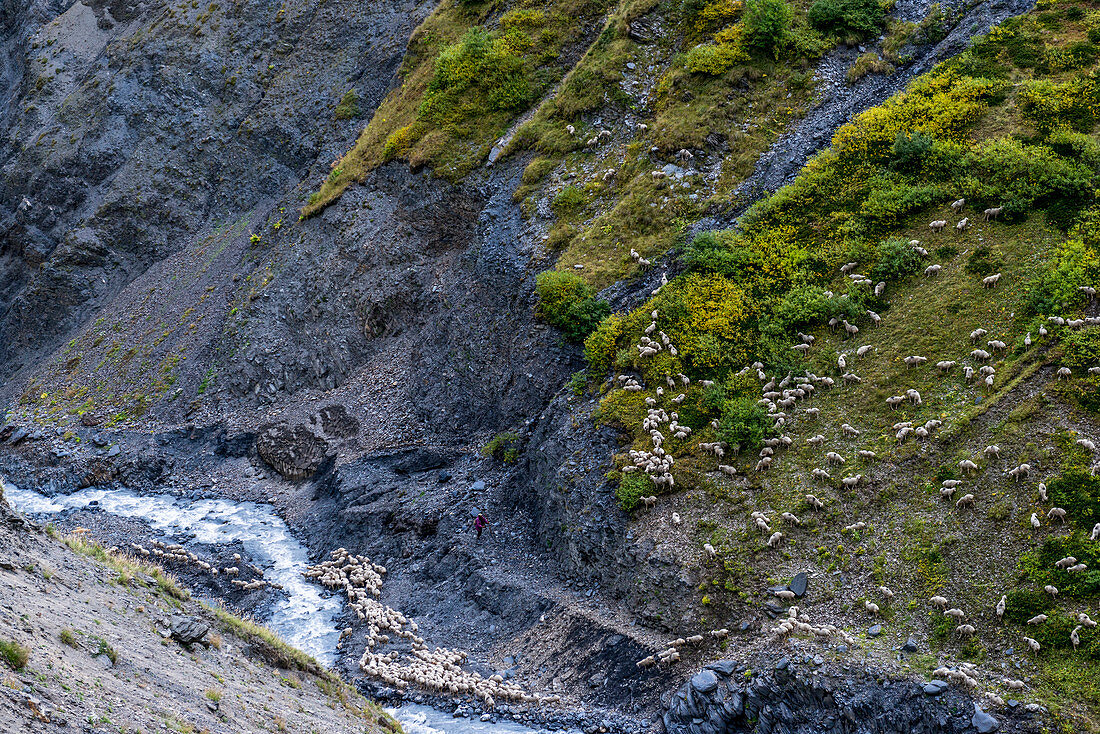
[386,704,560,734]
[1,478,342,664]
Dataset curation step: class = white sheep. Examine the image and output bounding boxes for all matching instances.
[936,360,957,372]
[703,543,717,558]
[1044,585,1059,597]
[958,459,979,475]
[924,265,942,277]
[996,595,1006,618]
[982,273,1002,288]
[1031,513,1042,528]
[956,218,970,232]
[930,595,948,609]
[864,601,880,615]
[904,355,928,368]
[1023,636,1041,652]
[951,198,965,212]
[955,493,976,508]
[1057,367,1072,380]
[1048,507,1067,523]
[929,220,947,232]
[982,206,1003,221]
[766,532,784,548]
[671,512,682,525]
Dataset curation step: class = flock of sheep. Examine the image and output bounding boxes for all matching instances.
[304,549,558,710]
[612,229,1100,699]
[126,540,279,592]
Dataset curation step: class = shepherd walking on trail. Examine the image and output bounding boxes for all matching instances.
[474,512,488,542]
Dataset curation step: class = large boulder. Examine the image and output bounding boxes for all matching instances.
[256,423,330,479]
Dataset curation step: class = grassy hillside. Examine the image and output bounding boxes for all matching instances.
[560,0,1100,728]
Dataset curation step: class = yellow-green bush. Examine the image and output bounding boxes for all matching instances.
[683,39,749,75]
[1017,76,1100,135]
[381,124,425,162]
[584,314,625,375]
[535,270,610,341]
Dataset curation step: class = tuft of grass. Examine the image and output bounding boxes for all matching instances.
[0,638,29,670]
[204,688,222,703]
[847,52,894,83]
[204,603,333,680]
[59,629,77,648]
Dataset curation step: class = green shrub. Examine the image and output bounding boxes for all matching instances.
[59,629,77,648]
[334,90,360,120]
[1002,589,1053,625]
[743,0,792,57]
[0,638,28,670]
[683,41,749,75]
[551,186,586,216]
[870,238,923,281]
[616,472,654,512]
[964,243,997,276]
[889,130,934,172]
[482,432,522,463]
[809,0,885,39]
[535,271,610,342]
[772,285,863,329]
[718,396,775,452]
[1047,469,1100,529]
[584,314,625,376]
[419,27,533,124]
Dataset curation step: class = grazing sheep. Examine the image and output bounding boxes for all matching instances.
[1091,522,1100,541]
[671,512,682,525]
[858,450,876,460]
[1048,507,1067,523]
[924,265,942,277]
[1031,513,1042,529]
[904,355,929,368]
[841,423,861,437]
[940,486,958,499]
[1045,585,1059,597]
[879,586,895,602]
[984,445,1001,460]
[930,220,947,232]
[1023,636,1041,652]
[867,310,882,326]
[812,468,831,481]
[856,345,872,358]
[956,217,970,232]
[951,198,965,213]
[766,532,785,548]
[988,340,1007,352]
[996,595,1007,618]
[775,590,796,601]
[718,464,738,477]
[930,596,949,609]
[1057,367,1072,380]
[982,206,1003,221]
[642,496,657,509]
[864,601,880,615]
[982,273,1002,288]
[845,521,867,531]
[956,493,976,508]
[1079,613,1098,628]
[781,512,802,525]
[958,459,979,475]
[826,452,846,466]
[1028,614,1049,625]
[703,544,717,558]
[805,494,825,510]
[970,328,988,342]
[808,434,826,446]
[956,624,976,636]
[1072,626,1082,650]
[936,360,957,372]
[942,479,963,489]
[1077,438,1097,452]
[886,395,905,409]
[792,343,811,354]
[1068,563,1089,572]
[841,475,863,488]
[875,282,886,297]
[945,608,965,620]
[1056,556,1079,569]
[1039,483,1048,502]
[971,349,991,361]
[907,389,923,405]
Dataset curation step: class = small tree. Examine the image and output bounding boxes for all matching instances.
[743,0,792,58]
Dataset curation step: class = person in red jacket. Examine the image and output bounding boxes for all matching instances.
[473,512,488,542]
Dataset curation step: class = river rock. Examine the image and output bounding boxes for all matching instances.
[868,624,882,637]
[903,636,919,652]
[168,615,209,645]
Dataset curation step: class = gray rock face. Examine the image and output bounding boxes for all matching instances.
[789,571,808,597]
[256,422,330,479]
[665,658,1038,734]
[973,704,1000,733]
[168,615,209,645]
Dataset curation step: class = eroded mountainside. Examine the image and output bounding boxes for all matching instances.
[6,0,1100,730]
